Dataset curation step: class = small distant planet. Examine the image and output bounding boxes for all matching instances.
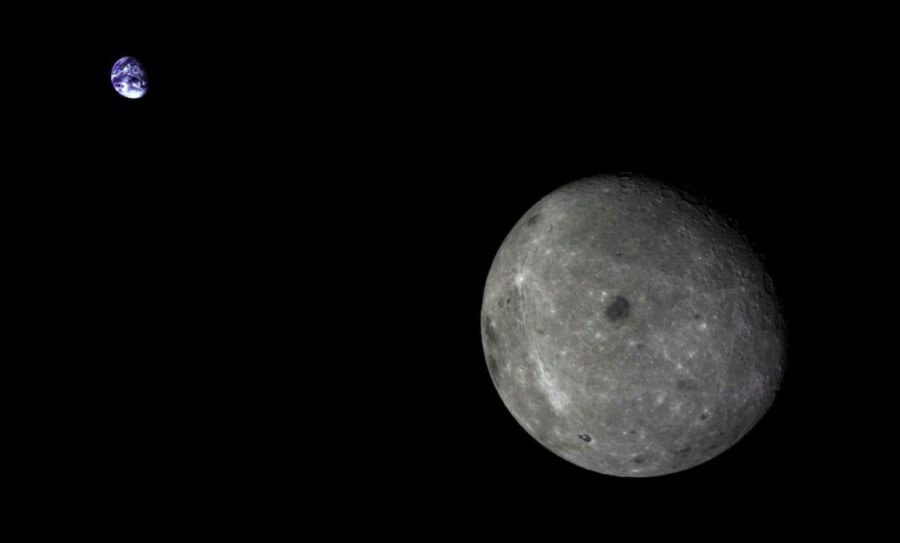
[481,175,785,477]
[111,56,147,99]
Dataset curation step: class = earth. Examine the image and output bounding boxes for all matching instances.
[111,56,147,99]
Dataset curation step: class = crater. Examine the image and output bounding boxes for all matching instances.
[605,295,630,322]
[525,213,541,227]
[500,288,522,313]
[672,446,693,457]
[486,353,499,379]
[676,379,700,392]
[699,413,710,420]
[578,434,592,443]
[631,455,647,465]
[482,316,499,345]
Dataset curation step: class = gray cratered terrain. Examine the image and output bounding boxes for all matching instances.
[481,175,785,477]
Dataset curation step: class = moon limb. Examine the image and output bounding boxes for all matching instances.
[481,175,785,477]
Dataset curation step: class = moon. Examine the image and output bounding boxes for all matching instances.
[481,175,785,477]
[111,56,147,99]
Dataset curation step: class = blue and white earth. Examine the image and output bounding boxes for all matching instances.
[111,56,147,99]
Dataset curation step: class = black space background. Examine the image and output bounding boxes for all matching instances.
[11,6,891,532]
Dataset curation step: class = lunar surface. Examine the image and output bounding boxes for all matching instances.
[481,175,785,477]
[111,56,147,99]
